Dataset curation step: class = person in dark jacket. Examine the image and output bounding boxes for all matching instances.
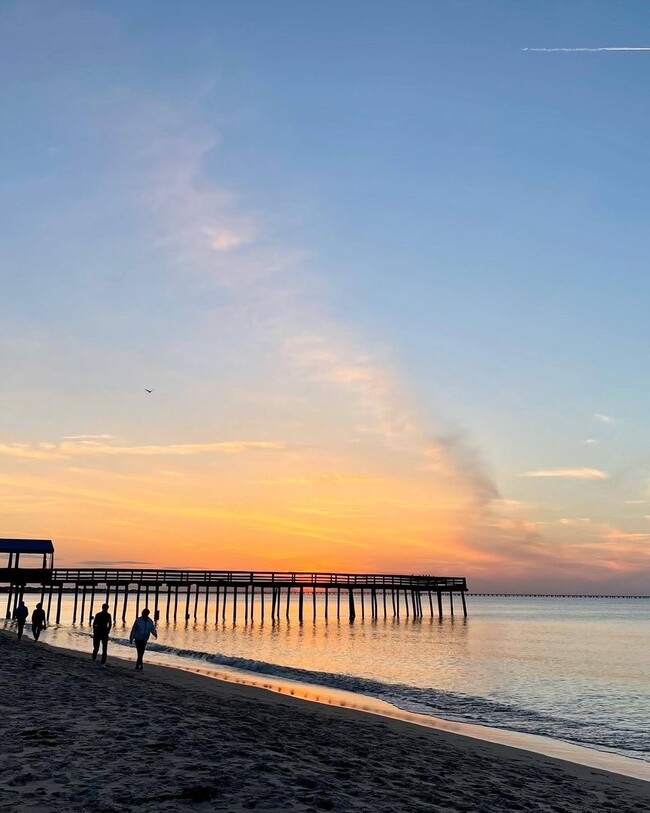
[92,603,112,666]
[13,601,29,640]
[31,602,46,641]
[129,608,157,671]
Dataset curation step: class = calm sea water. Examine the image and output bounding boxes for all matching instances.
[9,594,650,763]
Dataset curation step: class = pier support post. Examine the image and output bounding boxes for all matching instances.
[166,584,172,624]
[184,584,191,622]
[286,587,291,620]
[437,591,443,619]
[324,588,328,621]
[250,585,255,621]
[449,591,454,618]
[215,584,221,624]
[122,584,129,623]
[244,586,249,623]
[461,591,468,618]
[193,584,200,621]
[298,587,304,622]
[46,583,54,622]
[260,586,264,621]
[79,585,87,624]
[233,585,238,623]
[173,585,179,622]
[204,585,210,623]
[112,584,120,624]
[337,588,341,620]
[312,586,317,621]
[222,586,227,622]
[348,588,356,621]
[72,585,79,624]
[88,584,96,621]
[55,584,63,624]
[5,585,13,620]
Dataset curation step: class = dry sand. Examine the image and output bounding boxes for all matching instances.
[0,631,648,813]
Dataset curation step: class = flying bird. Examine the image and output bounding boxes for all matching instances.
[145,388,155,394]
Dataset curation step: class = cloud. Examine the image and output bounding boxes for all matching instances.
[285,331,418,440]
[558,517,591,525]
[79,560,153,566]
[204,225,254,252]
[523,47,650,52]
[0,443,58,460]
[594,413,614,424]
[62,434,116,440]
[521,468,608,479]
[583,439,598,445]
[0,438,287,459]
[253,474,382,485]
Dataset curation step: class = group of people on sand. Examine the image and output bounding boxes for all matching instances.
[12,600,46,641]
[12,600,158,671]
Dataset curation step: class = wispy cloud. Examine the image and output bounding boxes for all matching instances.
[62,434,116,441]
[524,47,650,52]
[583,438,598,445]
[0,438,287,459]
[521,468,608,480]
[253,474,382,485]
[594,413,614,423]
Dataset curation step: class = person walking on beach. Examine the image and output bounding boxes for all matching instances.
[92,603,112,666]
[129,608,157,671]
[31,602,46,641]
[13,600,28,640]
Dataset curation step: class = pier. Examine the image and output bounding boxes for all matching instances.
[0,540,468,624]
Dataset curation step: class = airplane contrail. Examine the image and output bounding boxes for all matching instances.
[523,47,650,52]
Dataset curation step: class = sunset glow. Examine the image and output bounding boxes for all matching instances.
[2,2,649,593]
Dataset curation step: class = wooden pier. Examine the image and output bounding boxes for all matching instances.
[3,564,468,625]
[0,539,468,625]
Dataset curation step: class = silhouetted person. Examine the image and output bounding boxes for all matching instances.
[92,603,112,666]
[13,601,28,640]
[129,608,157,671]
[31,603,46,641]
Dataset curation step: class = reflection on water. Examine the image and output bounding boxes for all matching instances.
[9,595,650,763]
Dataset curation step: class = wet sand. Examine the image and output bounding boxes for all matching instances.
[0,631,648,812]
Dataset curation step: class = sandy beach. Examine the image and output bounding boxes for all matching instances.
[0,631,648,813]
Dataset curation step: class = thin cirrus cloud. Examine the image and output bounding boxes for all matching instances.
[131,101,419,445]
[523,46,650,52]
[0,439,287,459]
[521,468,609,480]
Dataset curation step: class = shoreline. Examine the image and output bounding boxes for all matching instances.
[37,621,650,781]
[0,630,648,812]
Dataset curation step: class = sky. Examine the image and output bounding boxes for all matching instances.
[2,0,650,592]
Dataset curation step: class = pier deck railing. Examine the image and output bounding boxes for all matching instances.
[49,568,467,590]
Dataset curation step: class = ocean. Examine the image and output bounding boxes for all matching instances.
[8,594,649,765]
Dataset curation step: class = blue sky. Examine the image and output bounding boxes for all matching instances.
[2,0,650,590]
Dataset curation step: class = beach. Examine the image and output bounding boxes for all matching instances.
[0,631,648,812]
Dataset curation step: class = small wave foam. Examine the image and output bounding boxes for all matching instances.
[86,634,648,761]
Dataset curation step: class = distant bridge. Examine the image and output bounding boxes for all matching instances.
[470,593,649,599]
